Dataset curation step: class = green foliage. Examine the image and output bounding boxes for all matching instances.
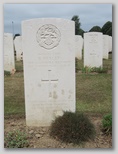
[76,73,112,113]
[71,15,81,35]
[4,130,29,148]
[14,33,21,40]
[106,26,112,36]
[15,61,23,72]
[50,111,96,144]
[89,26,102,32]
[101,21,112,36]
[82,66,108,73]
[102,113,112,134]
[78,28,85,37]
[75,57,84,72]
[4,69,25,116]
[4,71,11,76]
[75,58,79,73]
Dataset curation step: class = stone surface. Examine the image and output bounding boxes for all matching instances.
[29,130,34,134]
[75,35,83,60]
[109,36,112,52]
[35,134,41,138]
[103,35,109,59]
[84,32,103,68]
[14,36,22,61]
[4,33,15,72]
[22,18,75,127]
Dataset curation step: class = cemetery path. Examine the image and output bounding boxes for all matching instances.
[4,115,112,148]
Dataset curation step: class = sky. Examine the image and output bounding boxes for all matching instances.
[4,3,112,35]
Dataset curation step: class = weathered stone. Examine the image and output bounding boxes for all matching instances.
[14,36,22,61]
[75,35,83,60]
[103,35,109,59]
[4,33,15,72]
[84,32,103,68]
[22,18,75,126]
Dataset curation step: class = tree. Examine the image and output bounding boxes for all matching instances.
[106,26,112,36]
[78,28,85,37]
[101,21,112,36]
[71,15,81,35]
[89,26,101,32]
[14,33,20,40]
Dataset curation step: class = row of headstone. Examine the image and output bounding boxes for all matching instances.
[16,33,111,63]
[103,35,109,59]
[109,36,112,52]
[83,32,112,68]
[75,33,112,61]
[4,18,112,127]
[4,33,15,73]
[4,32,112,72]
[75,35,83,60]
[14,36,23,61]
[14,33,112,63]
[4,33,23,72]
[84,32,103,68]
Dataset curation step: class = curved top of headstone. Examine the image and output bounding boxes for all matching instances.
[4,33,13,36]
[75,35,82,37]
[22,18,74,23]
[14,36,22,41]
[84,32,103,38]
[22,18,75,50]
[84,32,103,34]
[103,34,109,36]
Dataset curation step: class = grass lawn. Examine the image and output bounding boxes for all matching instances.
[4,72,25,116]
[76,73,112,113]
[4,56,112,117]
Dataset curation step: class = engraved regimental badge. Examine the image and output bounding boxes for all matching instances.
[36,24,61,49]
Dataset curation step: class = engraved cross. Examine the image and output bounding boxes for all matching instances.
[41,70,58,98]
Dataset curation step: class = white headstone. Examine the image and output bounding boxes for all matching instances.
[4,33,15,72]
[14,36,22,61]
[22,18,75,126]
[84,32,103,68]
[103,35,109,59]
[75,35,83,60]
[109,36,112,52]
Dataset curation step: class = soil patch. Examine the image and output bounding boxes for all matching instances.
[4,115,112,148]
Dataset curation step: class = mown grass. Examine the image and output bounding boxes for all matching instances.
[4,72,25,116]
[4,56,112,117]
[76,52,112,72]
[15,61,23,72]
[76,73,112,113]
